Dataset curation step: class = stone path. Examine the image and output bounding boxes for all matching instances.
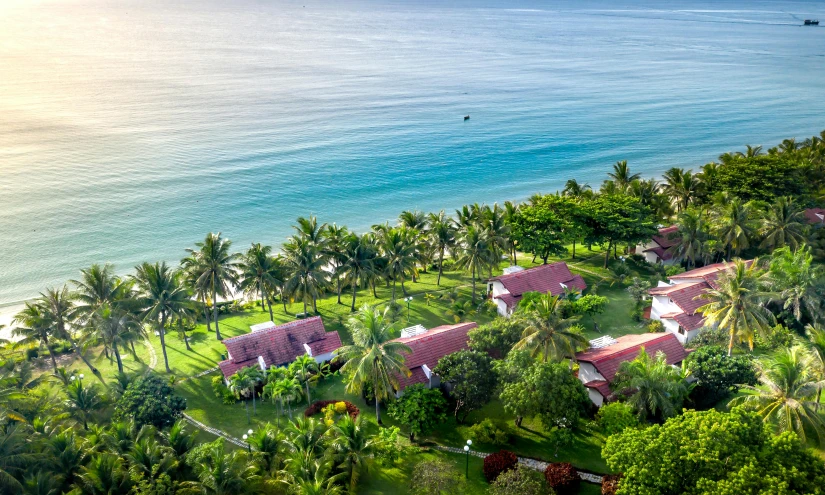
[142,336,157,373]
[182,413,250,450]
[435,446,602,484]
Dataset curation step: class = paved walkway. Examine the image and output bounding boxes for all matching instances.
[435,446,602,484]
[182,413,250,450]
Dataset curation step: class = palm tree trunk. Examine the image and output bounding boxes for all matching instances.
[67,335,98,375]
[130,340,137,357]
[212,281,222,340]
[266,297,274,321]
[259,281,266,312]
[351,275,358,312]
[201,293,212,333]
[437,248,444,286]
[244,399,250,424]
[312,294,318,313]
[183,331,192,351]
[45,336,59,374]
[282,291,288,313]
[159,314,172,373]
[113,342,123,374]
[401,278,408,297]
[306,381,311,405]
[604,241,612,268]
[372,280,378,298]
[252,388,257,416]
[375,394,382,425]
[471,265,476,303]
[572,239,576,260]
[303,295,308,316]
[392,279,397,301]
[727,328,735,357]
[336,273,342,305]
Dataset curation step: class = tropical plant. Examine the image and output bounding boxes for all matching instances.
[666,210,709,268]
[612,349,691,421]
[237,243,281,321]
[426,211,456,286]
[290,354,319,406]
[12,303,59,374]
[338,233,376,311]
[330,415,375,493]
[283,237,328,315]
[513,294,586,363]
[380,226,419,301]
[186,232,240,340]
[608,160,640,191]
[760,196,808,251]
[454,225,491,303]
[65,379,106,430]
[712,198,756,259]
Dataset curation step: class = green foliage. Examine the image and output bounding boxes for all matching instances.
[432,350,497,423]
[685,345,757,408]
[211,375,236,405]
[113,374,186,429]
[571,294,609,317]
[373,426,404,466]
[708,155,813,202]
[612,349,691,421]
[603,408,825,495]
[646,319,664,333]
[489,465,548,495]
[499,360,590,429]
[410,458,466,495]
[664,265,685,277]
[595,402,639,436]
[511,195,578,263]
[468,317,524,356]
[754,324,796,351]
[467,418,510,446]
[581,195,658,268]
[690,327,728,348]
[387,384,448,440]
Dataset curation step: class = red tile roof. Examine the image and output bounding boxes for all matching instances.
[671,312,706,331]
[663,282,708,315]
[648,282,698,296]
[218,357,258,378]
[804,208,825,225]
[583,380,612,398]
[219,317,342,378]
[392,322,477,391]
[643,245,673,261]
[491,263,587,309]
[576,333,688,382]
[652,226,680,248]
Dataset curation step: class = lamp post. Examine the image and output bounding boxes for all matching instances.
[463,439,472,478]
[243,429,253,453]
[404,296,413,321]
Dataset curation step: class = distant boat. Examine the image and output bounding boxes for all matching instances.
[804,19,819,25]
[464,115,470,120]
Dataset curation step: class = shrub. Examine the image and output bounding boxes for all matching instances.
[304,400,359,418]
[544,462,579,493]
[664,265,685,277]
[374,426,404,466]
[25,348,39,360]
[755,324,795,351]
[601,474,622,495]
[690,327,728,348]
[630,306,644,322]
[646,319,664,333]
[468,418,510,446]
[410,458,465,495]
[113,374,186,428]
[489,465,548,495]
[596,402,639,436]
[212,375,236,405]
[334,401,347,414]
[482,450,518,483]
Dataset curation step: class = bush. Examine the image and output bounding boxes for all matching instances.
[686,345,758,408]
[664,265,685,277]
[410,458,465,495]
[544,462,579,493]
[690,327,728,348]
[113,374,186,428]
[601,474,622,495]
[482,450,518,483]
[25,348,39,360]
[646,319,664,333]
[374,426,404,466]
[596,402,639,436]
[755,324,796,351]
[489,465,548,495]
[468,418,510,446]
[211,375,236,405]
[334,401,348,414]
[304,400,359,418]
[630,306,644,322]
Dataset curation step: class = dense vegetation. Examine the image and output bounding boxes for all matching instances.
[2,131,825,494]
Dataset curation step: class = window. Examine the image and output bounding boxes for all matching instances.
[678,326,685,335]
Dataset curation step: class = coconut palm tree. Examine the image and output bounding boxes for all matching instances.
[294,215,328,247]
[283,238,328,315]
[713,198,756,259]
[608,160,640,191]
[195,439,257,495]
[381,227,418,301]
[74,453,133,495]
[482,203,511,276]
[426,211,456,286]
[323,224,350,305]
[398,210,427,231]
[335,305,411,424]
[735,144,764,158]
[275,377,303,419]
[186,232,240,340]
[805,324,825,410]
[71,264,131,321]
[503,201,521,263]
[12,303,59,373]
[290,354,319,406]
[562,179,592,198]
[131,262,192,373]
[229,366,263,422]
[180,253,212,333]
[697,259,773,356]
[666,210,709,269]
[39,287,99,375]
[766,246,824,324]
[237,243,281,320]
[65,379,105,430]
[612,348,691,421]
[731,347,825,445]
[454,225,491,304]
[513,293,587,363]
[760,196,808,251]
[662,168,703,213]
[339,233,376,312]
[90,304,142,374]
[0,422,33,494]
[262,381,286,427]
[330,415,375,493]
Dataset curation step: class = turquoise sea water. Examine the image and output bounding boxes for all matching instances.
[1,0,824,307]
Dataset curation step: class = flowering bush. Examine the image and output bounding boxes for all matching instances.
[482,450,518,483]
[544,462,579,494]
[601,474,622,495]
[304,400,359,418]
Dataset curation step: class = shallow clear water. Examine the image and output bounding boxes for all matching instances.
[1,0,824,306]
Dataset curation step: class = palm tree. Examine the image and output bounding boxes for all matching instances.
[503,201,521,263]
[666,210,709,268]
[760,196,808,251]
[294,215,328,247]
[131,262,192,373]
[195,439,257,495]
[0,423,32,494]
[71,263,131,323]
[482,203,511,276]
[454,225,491,304]
[713,198,756,259]
[735,144,764,158]
[323,224,350,305]
[335,306,411,424]
[731,347,825,445]
[381,227,418,301]
[65,379,105,430]
[12,303,59,373]
[612,348,690,421]
[697,259,774,356]
[292,462,344,495]
[74,454,133,495]
[330,415,375,493]
[562,179,591,198]
[766,246,823,324]
[662,168,702,213]
[91,304,142,374]
[290,354,319,406]
[229,366,263,422]
[44,429,88,492]
[805,324,825,410]
[283,238,328,315]
[38,287,99,375]
[608,160,640,191]
[276,377,303,419]
[426,211,456,286]
[445,299,473,323]
[186,232,240,340]
[513,293,587,363]
[237,243,281,320]
[262,381,285,427]
[778,138,798,154]
[339,233,376,312]
[181,253,212,333]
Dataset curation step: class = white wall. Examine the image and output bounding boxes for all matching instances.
[577,362,604,383]
[587,388,605,407]
[490,281,513,317]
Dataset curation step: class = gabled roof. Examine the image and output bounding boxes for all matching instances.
[490,262,587,308]
[392,322,477,391]
[804,208,825,225]
[218,317,342,378]
[661,282,708,315]
[576,333,688,382]
[583,380,612,398]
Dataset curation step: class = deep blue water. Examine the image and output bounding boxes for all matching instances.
[1,0,824,306]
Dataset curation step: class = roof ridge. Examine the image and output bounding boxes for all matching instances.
[223,316,322,343]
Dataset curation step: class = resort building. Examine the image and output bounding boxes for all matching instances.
[576,333,689,407]
[648,261,751,344]
[634,225,681,265]
[804,207,825,226]
[218,316,342,379]
[391,321,477,396]
[487,263,586,317]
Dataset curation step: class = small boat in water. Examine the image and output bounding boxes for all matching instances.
[464,115,470,120]
[804,19,819,25]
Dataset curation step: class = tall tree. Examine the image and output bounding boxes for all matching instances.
[712,197,756,259]
[330,415,376,493]
[426,211,456,286]
[323,224,350,305]
[12,303,59,373]
[39,287,99,375]
[513,293,586,363]
[666,210,709,269]
[767,246,824,324]
[612,349,691,421]
[581,195,658,268]
[339,233,376,311]
[283,237,328,315]
[607,160,640,191]
[760,196,808,252]
[380,227,418,301]
[290,354,319,406]
[335,305,411,424]
[237,243,281,321]
[132,262,192,373]
[454,225,491,303]
[186,232,239,340]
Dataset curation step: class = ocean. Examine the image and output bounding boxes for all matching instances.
[1,0,824,311]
